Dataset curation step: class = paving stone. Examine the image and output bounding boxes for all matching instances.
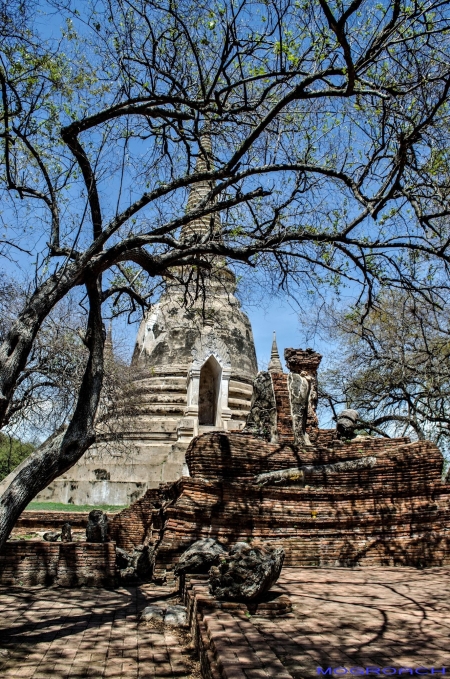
[249,567,450,678]
[0,585,200,679]
[2,567,450,678]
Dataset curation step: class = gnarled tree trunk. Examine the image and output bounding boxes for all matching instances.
[0,277,104,550]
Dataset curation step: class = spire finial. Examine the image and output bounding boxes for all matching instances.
[268,331,283,373]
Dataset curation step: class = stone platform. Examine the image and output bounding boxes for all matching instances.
[0,567,449,678]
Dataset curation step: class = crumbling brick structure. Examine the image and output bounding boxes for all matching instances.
[284,347,322,440]
[108,348,450,580]
[0,542,116,587]
[109,431,450,578]
[244,346,324,445]
[270,372,294,443]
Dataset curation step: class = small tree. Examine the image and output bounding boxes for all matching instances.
[319,291,450,456]
[0,278,89,435]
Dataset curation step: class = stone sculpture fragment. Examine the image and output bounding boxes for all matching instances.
[60,522,72,542]
[253,456,377,487]
[86,510,108,543]
[243,371,278,442]
[209,541,284,601]
[174,537,227,576]
[140,604,187,627]
[287,372,311,444]
[336,409,360,439]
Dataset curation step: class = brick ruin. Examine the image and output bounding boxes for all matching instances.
[0,542,116,587]
[106,347,450,579]
[7,346,449,585]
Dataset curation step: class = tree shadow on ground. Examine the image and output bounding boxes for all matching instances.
[252,569,448,677]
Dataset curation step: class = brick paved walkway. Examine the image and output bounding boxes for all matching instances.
[0,584,200,678]
[1,568,449,678]
[252,567,450,677]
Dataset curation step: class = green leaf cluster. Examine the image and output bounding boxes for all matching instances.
[0,433,34,482]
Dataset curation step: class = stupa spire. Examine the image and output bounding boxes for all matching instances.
[268,332,283,373]
[104,323,114,360]
[181,127,221,241]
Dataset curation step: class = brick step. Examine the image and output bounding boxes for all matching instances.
[183,577,294,679]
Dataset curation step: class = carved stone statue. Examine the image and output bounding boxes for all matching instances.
[86,510,108,543]
[61,522,72,542]
[244,358,311,444]
[244,371,278,442]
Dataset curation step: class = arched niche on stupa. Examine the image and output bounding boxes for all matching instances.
[198,355,221,426]
[181,331,233,437]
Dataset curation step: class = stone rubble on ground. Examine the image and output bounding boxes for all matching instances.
[140,603,187,627]
[116,546,130,570]
[116,544,153,582]
[140,604,165,623]
[174,537,226,576]
[164,604,188,626]
[209,541,285,601]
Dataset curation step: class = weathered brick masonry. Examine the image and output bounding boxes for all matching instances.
[108,431,450,580]
[13,510,93,534]
[12,347,449,585]
[107,347,450,578]
[270,373,294,443]
[108,486,174,549]
[184,431,414,480]
[0,542,116,587]
[182,574,292,679]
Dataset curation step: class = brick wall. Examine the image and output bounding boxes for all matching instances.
[0,542,116,587]
[14,510,92,532]
[152,433,450,577]
[107,430,450,577]
[152,476,450,576]
[181,575,291,679]
[184,431,418,482]
[314,429,338,446]
[108,486,176,551]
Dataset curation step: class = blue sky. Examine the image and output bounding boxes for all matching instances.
[247,300,327,371]
[3,0,353,439]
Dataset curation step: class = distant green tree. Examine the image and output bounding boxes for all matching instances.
[0,274,137,450]
[0,434,34,482]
